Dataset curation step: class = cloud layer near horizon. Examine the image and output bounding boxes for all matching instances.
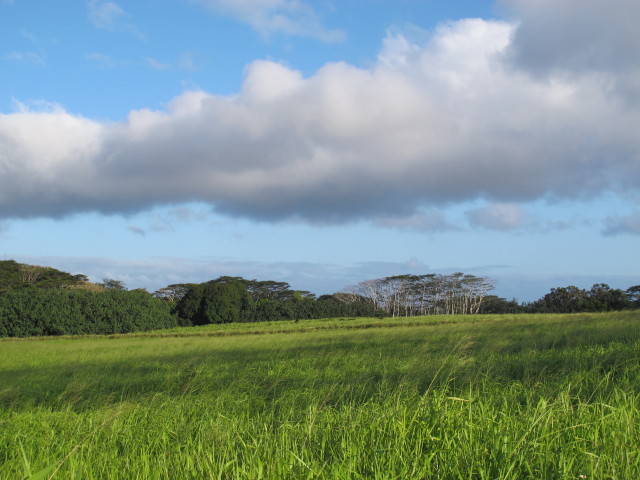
[1,0,639,224]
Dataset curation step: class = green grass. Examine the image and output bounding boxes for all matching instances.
[1,311,639,479]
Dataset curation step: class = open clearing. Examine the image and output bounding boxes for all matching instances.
[1,311,639,479]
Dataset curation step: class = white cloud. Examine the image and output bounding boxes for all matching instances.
[1,8,640,225]
[190,0,345,41]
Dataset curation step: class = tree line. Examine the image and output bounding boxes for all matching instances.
[0,261,382,337]
[0,259,638,337]
[158,276,382,325]
[481,283,640,314]
[340,274,640,316]
[339,273,494,317]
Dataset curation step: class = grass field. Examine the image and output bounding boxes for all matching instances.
[1,311,639,479]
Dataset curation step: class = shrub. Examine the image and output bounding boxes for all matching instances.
[0,288,176,337]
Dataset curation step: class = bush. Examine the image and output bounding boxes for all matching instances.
[0,288,176,337]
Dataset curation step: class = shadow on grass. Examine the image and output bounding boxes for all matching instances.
[2,311,640,412]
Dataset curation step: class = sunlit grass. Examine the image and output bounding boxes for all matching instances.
[1,311,639,478]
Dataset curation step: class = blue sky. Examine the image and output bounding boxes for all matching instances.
[1,0,639,301]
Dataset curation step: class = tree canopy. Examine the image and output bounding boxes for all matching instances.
[174,280,253,325]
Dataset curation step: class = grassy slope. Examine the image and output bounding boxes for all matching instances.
[1,311,639,479]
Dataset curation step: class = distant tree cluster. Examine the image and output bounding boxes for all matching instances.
[162,276,384,325]
[526,283,636,313]
[0,260,88,292]
[337,275,640,316]
[478,284,639,314]
[341,273,495,317]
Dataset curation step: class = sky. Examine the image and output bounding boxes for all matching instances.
[1,0,639,301]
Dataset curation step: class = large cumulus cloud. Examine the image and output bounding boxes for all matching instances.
[1,2,639,223]
[500,0,640,77]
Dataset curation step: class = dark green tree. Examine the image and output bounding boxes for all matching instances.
[587,284,629,311]
[175,280,252,325]
[477,296,524,314]
[626,285,640,307]
[532,286,588,313]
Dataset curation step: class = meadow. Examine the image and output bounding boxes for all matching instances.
[1,311,639,479]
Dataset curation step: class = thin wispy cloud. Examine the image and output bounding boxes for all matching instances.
[603,212,640,236]
[466,204,526,232]
[177,52,197,71]
[85,52,119,69]
[135,205,213,233]
[373,211,455,233]
[146,52,199,72]
[5,50,46,66]
[126,225,146,237]
[87,0,145,39]
[19,29,39,44]
[146,57,172,71]
[190,0,345,41]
